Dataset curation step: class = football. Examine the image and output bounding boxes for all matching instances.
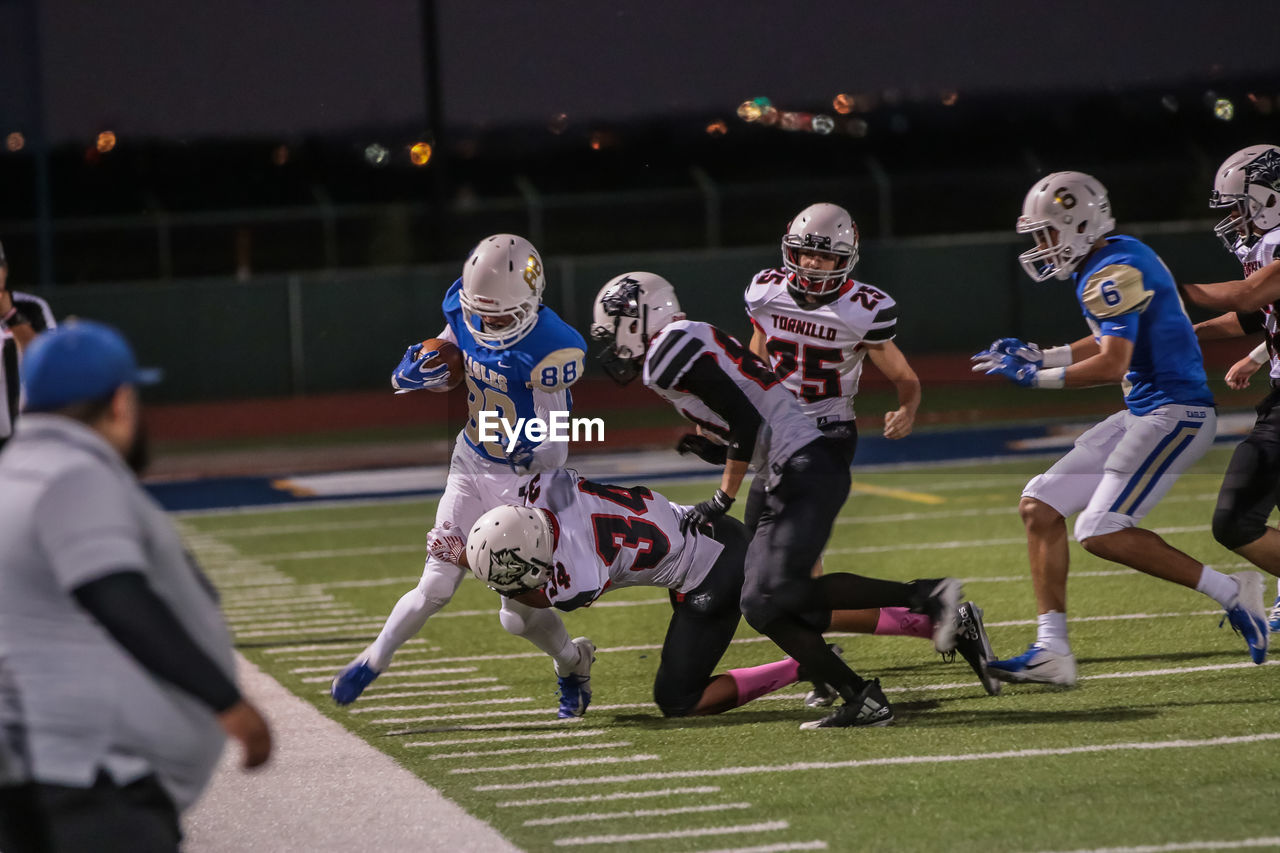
[418,338,464,392]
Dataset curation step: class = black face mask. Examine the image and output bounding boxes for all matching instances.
[126,421,151,476]
[595,344,641,385]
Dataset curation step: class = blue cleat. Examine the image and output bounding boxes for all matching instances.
[331,659,380,705]
[556,637,595,718]
[986,643,1077,686]
[1223,571,1269,665]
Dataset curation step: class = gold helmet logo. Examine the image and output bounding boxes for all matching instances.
[1055,190,1077,210]
[522,255,542,290]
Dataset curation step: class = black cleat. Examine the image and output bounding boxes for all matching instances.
[910,577,962,654]
[949,602,1002,696]
[796,643,844,708]
[799,679,894,729]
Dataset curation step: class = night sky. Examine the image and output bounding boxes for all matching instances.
[0,0,1275,142]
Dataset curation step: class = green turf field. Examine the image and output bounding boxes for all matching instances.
[179,447,1280,853]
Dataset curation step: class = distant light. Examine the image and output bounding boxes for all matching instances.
[364,143,389,166]
[845,118,869,138]
[96,130,116,153]
[1247,93,1273,115]
[548,113,568,135]
[759,106,779,126]
[940,90,959,106]
[1160,94,1179,112]
[1213,98,1235,121]
[752,96,772,109]
[833,93,854,114]
[779,111,807,131]
[272,144,289,166]
[737,100,763,122]
[410,141,433,165]
[5,132,23,152]
[705,119,728,136]
[589,132,603,151]
[811,115,835,134]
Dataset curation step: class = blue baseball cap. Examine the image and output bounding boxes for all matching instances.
[21,320,162,412]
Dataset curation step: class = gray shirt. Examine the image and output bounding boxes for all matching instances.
[0,415,234,811]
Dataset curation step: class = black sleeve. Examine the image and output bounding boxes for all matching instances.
[673,354,761,462]
[1237,310,1266,335]
[72,571,241,713]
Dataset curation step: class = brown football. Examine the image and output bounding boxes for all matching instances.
[418,338,464,392]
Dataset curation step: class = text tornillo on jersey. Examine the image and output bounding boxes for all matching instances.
[476,411,605,452]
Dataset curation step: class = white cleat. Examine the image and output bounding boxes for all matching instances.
[986,643,1077,686]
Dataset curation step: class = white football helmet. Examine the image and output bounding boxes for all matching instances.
[466,505,555,594]
[1016,171,1116,282]
[590,271,684,384]
[459,234,545,348]
[1210,145,1280,251]
[781,203,859,301]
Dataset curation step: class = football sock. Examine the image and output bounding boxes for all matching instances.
[727,658,802,707]
[759,615,866,701]
[1035,611,1070,655]
[874,607,934,639]
[1195,566,1238,609]
[813,573,914,610]
[365,587,446,671]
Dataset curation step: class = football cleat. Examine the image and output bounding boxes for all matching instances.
[912,577,962,654]
[1222,571,1269,665]
[986,643,1077,686]
[798,644,844,708]
[800,679,894,729]
[556,636,596,718]
[950,602,1001,696]
[331,659,380,706]
[1269,593,1280,635]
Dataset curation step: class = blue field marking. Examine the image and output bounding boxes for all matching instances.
[150,415,1254,513]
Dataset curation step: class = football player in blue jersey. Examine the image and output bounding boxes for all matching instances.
[972,172,1269,685]
[331,235,597,716]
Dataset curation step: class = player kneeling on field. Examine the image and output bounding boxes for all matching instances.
[451,468,993,724]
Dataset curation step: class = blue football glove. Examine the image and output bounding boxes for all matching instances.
[987,337,1044,367]
[984,353,1038,388]
[504,438,538,475]
[391,344,451,392]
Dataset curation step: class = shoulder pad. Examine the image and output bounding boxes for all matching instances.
[1081,263,1153,319]
[1261,229,1280,261]
[529,347,585,391]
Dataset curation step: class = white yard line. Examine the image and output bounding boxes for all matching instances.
[525,801,753,826]
[300,666,477,684]
[449,754,661,775]
[553,820,789,847]
[699,843,828,853]
[426,741,633,761]
[263,638,430,655]
[385,718,589,735]
[496,785,721,808]
[348,695,534,714]
[476,733,1280,792]
[350,676,514,696]
[408,729,610,749]
[1032,839,1280,853]
[235,622,388,639]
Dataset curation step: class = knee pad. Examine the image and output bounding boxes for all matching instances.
[416,561,465,609]
[1212,506,1268,550]
[653,691,698,718]
[498,603,529,636]
[1073,508,1135,543]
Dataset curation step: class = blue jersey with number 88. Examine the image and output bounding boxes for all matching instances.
[1072,235,1213,415]
[442,279,587,463]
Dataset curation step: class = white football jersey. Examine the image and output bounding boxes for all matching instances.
[1232,229,1280,385]
[520,468,722,610]
[641,318,822,489]
[744,268,898,425]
